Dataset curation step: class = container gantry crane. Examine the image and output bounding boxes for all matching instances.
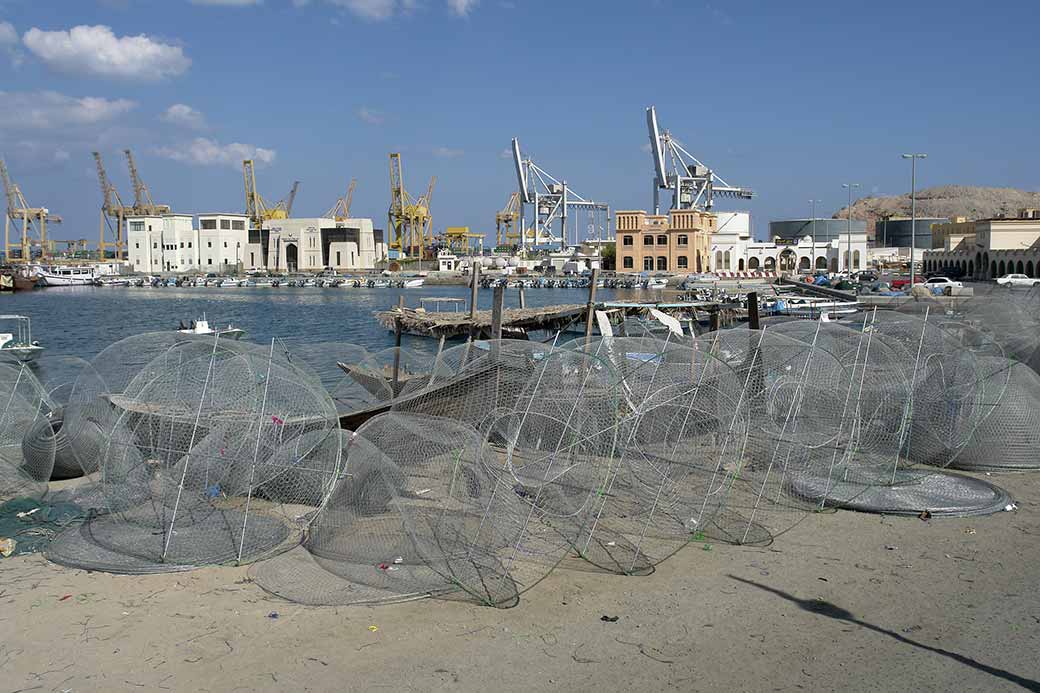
[124,149,171,216]
[243,159,297,230]
[387,153,434,258]
[94,151,134,259]
[495,191,521,248]
[1,158,62,264]
[326,178,357,222]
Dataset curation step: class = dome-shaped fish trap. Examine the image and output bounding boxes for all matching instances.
[46,337,342,574]
[693,329,849,543]
[0,362,54,500]
[951,358,1040,472]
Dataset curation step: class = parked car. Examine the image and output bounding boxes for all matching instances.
[995,273,1040,288]
[921,276,963,290]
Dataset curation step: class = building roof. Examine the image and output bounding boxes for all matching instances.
[197,212,250,218]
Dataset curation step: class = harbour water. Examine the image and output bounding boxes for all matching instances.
[0,284,644,363]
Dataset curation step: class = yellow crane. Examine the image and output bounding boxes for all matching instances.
[124,149,170,216]
[387,153,435,258]
[243,159,298,230]
[94,151,133,259]
[326,178,357,222]
[1,158,62,263]
[495,191,521,248]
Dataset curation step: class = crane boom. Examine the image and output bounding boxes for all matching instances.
[285,181,299,217]
[125,148,152,211]
[0,158,17,214]
[326,178,357,221]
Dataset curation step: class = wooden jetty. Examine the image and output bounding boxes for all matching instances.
[376,304,592,340]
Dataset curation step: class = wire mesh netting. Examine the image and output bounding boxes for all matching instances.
[45,335,342,574]
[952,359,1040,472]
[0,362,54,501]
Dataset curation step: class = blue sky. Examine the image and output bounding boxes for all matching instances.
[1,0,1038,243]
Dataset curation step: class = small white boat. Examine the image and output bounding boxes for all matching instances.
[0,315,44,362]
[644,279,668,290]
[775,296,858,317]
[98,277,130,287]
[402,278,425,288]
[177,316,246,340]
[39,266,98,287]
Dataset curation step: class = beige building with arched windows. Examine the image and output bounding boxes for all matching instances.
[922,211,1040,280]
[615,209,715,273]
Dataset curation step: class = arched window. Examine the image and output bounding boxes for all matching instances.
[644,235,654,246]
[1016,260,1024,274]
[852,250,860,269]
[622,235,633,246]
[677,235,688,246]
[764,256,776,270]
[968,260,974,277]
[830,257,838,273]
[748,257,760,270]
[657,235,667,246]
[998,260,1006,276]
[738,258,745,271]
[644,257,653,271]
[799,256,811,271]
[815,256,827,270]
[991,261,997,277]
[724,250,731,269]
[623,256,633,269]
[677,256,688,269]
[715,251,723,269]
[657,256,667,271]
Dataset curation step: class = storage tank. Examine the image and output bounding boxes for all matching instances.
[769,218,865,243]
[875,217,946,249]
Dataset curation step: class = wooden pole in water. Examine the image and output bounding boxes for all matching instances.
[393,317,402,392]
[709,309,720,332]
[747,291,760,329]
[585,268,600,339]
[469,263,480,321]
[518,282,526,309]
[491,284,505,340]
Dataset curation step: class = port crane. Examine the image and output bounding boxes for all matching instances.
[94,151,134,259]
[1,158,62,263]
[646,105,753,214]
[124,149,171,216]
[495,191,521,248]
[326,178,357,222]
[243,159,298,230]
[387,153,435,258]
[510,137,609,253]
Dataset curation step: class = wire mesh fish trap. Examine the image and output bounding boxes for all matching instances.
[46,337,342,574]
[951,358,1040,472]
[692,329,850,543]
[276,340,372,415]
[0,362,54,500]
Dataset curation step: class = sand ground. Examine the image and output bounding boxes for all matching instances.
[2,471,1039,693]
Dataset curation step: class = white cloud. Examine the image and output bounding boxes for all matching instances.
[0,90,136,130]
[357,106,384,125]
[330,0,396,20]
[447,0,478,16]
[499,148,512,159]
[433,146,463,158]
[154,137,276,169]
[189,0,261,4]
[0,21,17,46]
[161,103,206,129]
[22,25,191,81]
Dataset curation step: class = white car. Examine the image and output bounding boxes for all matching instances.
[922,276,963,289]
[996,273,1039,287]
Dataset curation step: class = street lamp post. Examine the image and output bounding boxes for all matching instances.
[902,153,927,286]
[841,183,860,274]
[809,199,821,272]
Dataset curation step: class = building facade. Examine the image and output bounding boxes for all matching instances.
[923,211,1040,279]
[127,213,198,273]
[615,209,715,273]
[260,217,385,272]
[198,213,250,272]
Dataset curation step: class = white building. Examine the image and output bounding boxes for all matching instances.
[707,212,868,275]
[127,213,198,273]
[261,217,386,272]
[198,213,250,273]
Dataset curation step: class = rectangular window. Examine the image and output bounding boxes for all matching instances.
[643,257,653,271]
[677,235,688,246]
[643,235,654,246]
[232,220,245,231]
[153,242,157,249]
[188,242,192,248]
[224,242,228,248]
[208,259,212,265]
[657,235,667,246]
[220,219,231,230]
[250,252,255,266]
[622,235,633,246]
[336,251,341,265]
[135,242,140,249]
[180,242,184,248]
[623,256,633,269]
[208,241,212,248]
[129,221,145,233]
[201,219,217,230]
[677,256,688,269]
[657,256,667,271]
